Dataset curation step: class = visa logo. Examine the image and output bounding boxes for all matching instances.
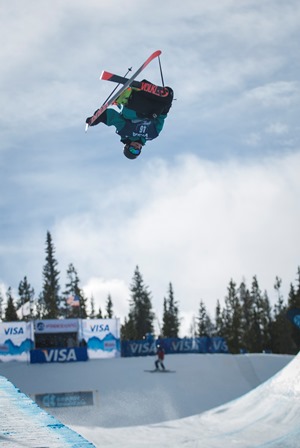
[130,342,156,354]
[90,324,110,332]
[43,348,77,362]
[4,327,24,335]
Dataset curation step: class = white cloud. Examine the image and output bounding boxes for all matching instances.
[243,132,262,147]
[265,122,289,135]
[83,277,129,317]
[244,81,299,108]
[52,151,300,335]
[0,283,6,299]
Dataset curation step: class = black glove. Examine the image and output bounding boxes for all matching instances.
[86,110,107,126]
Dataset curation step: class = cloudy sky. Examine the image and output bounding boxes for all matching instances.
[1,0,300,335]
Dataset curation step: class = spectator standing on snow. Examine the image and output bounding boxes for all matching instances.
[155,345,165,371]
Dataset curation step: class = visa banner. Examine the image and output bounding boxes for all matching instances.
[81,318,121,359]
[0,321,34,362]
[122,337,229,357]
[30,346,88,363]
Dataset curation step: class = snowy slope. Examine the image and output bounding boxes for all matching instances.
[0,353,297,447]
[71,353,300,447]
[0,353,291,428]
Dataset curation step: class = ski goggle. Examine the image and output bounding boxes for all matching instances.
[128,145,141,156]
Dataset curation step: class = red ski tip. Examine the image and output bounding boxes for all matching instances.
[100,70,113,81]
[149,50,162,60]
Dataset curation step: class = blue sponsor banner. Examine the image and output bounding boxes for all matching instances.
[286,308,300,329]
[30,346,88,364]
[121,337,228,357]
[34,319,78,333]
[35,391,94,408]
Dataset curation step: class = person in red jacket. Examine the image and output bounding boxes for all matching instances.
[155,345,165,371]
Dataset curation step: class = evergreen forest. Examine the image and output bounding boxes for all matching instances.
[1,231,300,355]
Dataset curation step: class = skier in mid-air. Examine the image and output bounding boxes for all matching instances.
[86,81,173,160]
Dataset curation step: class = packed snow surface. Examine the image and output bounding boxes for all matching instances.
[1,353,299,447]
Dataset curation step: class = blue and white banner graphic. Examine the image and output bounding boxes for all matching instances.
[81,318,120,359]
[0,321,34,361]
[30,346,88,363]
[122,337,229,357]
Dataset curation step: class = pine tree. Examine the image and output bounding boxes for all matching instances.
[213,299,224,337]
[17,276,34,320]
[162,283,180,337]
[4,287,18,322]
[63,263,88,318]
[222,279,242,353]
[162,297,169,335]
[121,266,154,340]
[105,294,113,318]
[197,300,213,336]
[41,231,61,319]
[249,276,265,352]
[248,276,272,352]
[295,266,300,302]
[260,290,272,351]
[287,282,298,308]
[89,296,96,319]
[287,267,300,351]
[270,279,295,354]
[0,289,4,321]
[238,280,252,351]
[239,276,266,353]
[97,306,103,318]
[121,316,136,340]
[35,292,46,319]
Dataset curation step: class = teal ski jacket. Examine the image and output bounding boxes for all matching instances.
[104,107,167,146]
